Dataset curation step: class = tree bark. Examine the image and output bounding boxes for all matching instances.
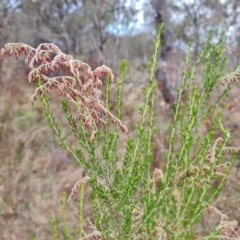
[152,0,177,107]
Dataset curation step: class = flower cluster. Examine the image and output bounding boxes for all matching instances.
[67,176,89,204]
[131,206,168,240]
[0,43,129,138]
[218,66,240,86]
[173,138,240,188]
[206,206,240,239]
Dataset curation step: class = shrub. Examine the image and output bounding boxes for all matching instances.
[1,24,240,239]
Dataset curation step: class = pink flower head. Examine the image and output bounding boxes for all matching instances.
[0,42,129,139]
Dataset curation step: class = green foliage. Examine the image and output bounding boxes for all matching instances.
[52,218,60,240]
[49,26,237,239]
[62,193,71,240]
[1,23,239,240]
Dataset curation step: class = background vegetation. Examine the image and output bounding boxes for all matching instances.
[1,0,240,239]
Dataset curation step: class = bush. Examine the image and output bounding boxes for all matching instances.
[1,24,240,239]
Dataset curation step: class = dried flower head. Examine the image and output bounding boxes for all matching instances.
[132,206,143,230]
[131,206,149,239]
[154,220,168,240]
[68,176,90,203]
[0,43,129,137]
[78,220,104,240]
[79,230,103,240]
[153,168,163,188]
[206,138,223,163]
[218,220,239,239]
[222,147,240,155]
[214,163,229,174]
[174,167,184,184]
[218,67,240,86]
[205,206,240,239]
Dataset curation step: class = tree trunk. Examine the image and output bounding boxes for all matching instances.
[152,0,177,108]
